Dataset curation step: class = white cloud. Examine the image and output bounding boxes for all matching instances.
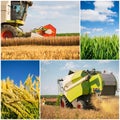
[42,11,61,19]
[41,68,47,73]
[115,29,119,35]
[81,9,107,22]
[42,61,52,65]
[33,3,77,11]
[31,2,78,19]
[80,26,86,30]
[25,1,79,33]
[61,62,77,70]
[98,60,110,64]
[81,26,103,33]
[84,31,91,35]
[92,28,103,32]
[83,64,90,68]
[81,1,116,23]
[107,19,114,22]
[115,29,119,33]
[94,1,115,15]
[81,26,88,30]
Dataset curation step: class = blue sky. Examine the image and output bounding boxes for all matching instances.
[1,61,39,86]
[41,60,119,95]
[22,1,79,33]
[81,1,119,36]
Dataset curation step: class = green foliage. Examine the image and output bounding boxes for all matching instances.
[81,34,119,59]
[45,101,56,105]
[56,33,79,36]
[41,95,58,98]
[1,103,17,119]
[56,95,61,106]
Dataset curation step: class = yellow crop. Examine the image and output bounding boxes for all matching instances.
[41,96,119,119]
[1,36,79,46]
[1,75,40,119]
[1,36,79,60]
[2,46,79,59]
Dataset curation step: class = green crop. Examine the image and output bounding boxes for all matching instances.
[81,34,119,59]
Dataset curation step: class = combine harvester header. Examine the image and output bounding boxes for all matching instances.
[31,24,56,37]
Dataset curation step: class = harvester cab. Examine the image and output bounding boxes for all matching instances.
[1,1,32,38]
[10,1,32,23]
[58,69,117,109]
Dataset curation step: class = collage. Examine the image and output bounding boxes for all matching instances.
[1,0,119,119]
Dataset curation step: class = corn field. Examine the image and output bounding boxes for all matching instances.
[1,75,40,119]
[81,34,119,59]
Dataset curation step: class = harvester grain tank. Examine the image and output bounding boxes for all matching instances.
[101,73,117,95]
[58,69,117,109]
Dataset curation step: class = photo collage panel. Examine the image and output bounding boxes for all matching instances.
[1,0,119,119]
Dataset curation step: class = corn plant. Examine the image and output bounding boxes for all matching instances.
[81,34,119,59]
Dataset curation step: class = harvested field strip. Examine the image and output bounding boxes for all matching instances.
[41,96,119,119]
[41,104,118,119]
[2,45,79,59]
[2,36,79,46]
[41,97,119,119]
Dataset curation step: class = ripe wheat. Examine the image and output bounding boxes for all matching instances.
[2,46,79,59]
[1,75,40,119]
[2,36,79,46]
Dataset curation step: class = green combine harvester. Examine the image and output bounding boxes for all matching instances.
[1,1,33,38]
[58,69,117,109]
[1,1,56,38]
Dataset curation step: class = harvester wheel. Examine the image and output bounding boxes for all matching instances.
[60,96,73,108]
[77,100,86,109]
[1,25,17,38]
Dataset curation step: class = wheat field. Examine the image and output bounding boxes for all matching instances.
[1,36,79,60]
[1,36,79,46]
[2,45,79,59]
[41,96,119,119]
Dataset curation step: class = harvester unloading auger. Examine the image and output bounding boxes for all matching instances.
[58,69,117,109]
[1,1,56,38]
